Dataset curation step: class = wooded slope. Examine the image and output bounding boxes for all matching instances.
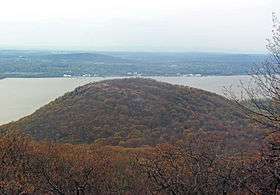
[1,78,250,146]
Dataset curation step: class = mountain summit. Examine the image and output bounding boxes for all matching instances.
[1,78,247,146]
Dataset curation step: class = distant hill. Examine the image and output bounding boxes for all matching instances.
[1,78,252,147]
[0,51,131,77]
[0,50,266,77]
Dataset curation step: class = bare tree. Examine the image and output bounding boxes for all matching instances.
[229,13,280,133]
[228,13,280,195]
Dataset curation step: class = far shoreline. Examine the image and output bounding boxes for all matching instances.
[0,74,252,80]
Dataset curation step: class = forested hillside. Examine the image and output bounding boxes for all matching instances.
[1,78,256,147]
[0,78,271,194]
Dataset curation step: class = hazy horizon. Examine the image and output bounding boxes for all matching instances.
[0,0,279,53]
[0,48,268,55]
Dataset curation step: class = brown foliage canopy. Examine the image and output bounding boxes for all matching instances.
[0,131,260,195]
[1,78,250,147]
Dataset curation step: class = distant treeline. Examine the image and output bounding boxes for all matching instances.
[0,50,266,77]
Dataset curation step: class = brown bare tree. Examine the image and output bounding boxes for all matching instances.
[229,13,280,133]
[228,13,280,195]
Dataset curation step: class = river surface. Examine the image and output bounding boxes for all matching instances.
[0,76,253,124]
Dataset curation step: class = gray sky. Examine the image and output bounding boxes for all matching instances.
[0,0,279,53]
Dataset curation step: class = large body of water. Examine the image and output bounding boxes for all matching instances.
[0,76,253,125]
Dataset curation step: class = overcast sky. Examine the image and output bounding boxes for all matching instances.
[0,0,279,53]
